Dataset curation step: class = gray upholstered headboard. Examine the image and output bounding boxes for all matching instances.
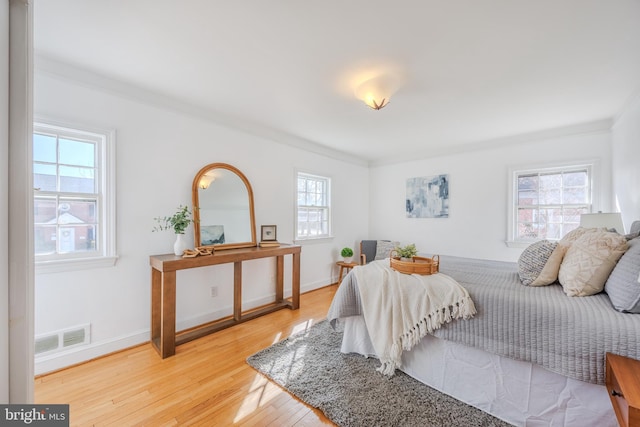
[630,220,640,236]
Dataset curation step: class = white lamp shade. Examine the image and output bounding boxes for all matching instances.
[579,212,625,233]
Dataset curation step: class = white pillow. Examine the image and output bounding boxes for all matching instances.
[558,230,628,296]
[375,240,399,260]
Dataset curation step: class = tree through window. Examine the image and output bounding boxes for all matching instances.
[514,166,591,241]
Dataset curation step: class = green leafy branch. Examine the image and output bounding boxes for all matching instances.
[153,205,193,235]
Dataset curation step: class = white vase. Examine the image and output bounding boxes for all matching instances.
[343,256,353,263]
[174,233,187,256]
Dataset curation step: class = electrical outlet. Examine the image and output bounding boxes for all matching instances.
[210,286,218,298]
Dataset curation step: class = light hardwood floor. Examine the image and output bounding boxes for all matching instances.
[35,284,339,426]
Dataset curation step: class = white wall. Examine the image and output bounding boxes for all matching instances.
[369,131,613,263]
[1,0,10,403]
[612,94,640,229]
[33,70,369,373]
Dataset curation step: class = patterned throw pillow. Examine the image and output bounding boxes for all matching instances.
[374,240,399,260]
[559,226,604,248]
[518,240,565,286]
[559,230,628,296]
[604,237,640,313]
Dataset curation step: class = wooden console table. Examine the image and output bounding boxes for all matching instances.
[150,244,301,358]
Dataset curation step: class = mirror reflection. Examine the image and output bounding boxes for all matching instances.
[192,163,256,250]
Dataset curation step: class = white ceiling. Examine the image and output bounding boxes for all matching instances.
[33,1,640,165]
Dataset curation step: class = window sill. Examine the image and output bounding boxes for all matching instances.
[293,236,334,245]
[504,241,531,249]
[36,256,119,274]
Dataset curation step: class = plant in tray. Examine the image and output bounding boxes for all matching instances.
[394,243,418,260]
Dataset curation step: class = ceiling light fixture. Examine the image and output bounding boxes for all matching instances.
[364,95,389,110]
[354,74,398,111]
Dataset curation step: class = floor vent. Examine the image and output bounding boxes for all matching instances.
[35,324,91,356]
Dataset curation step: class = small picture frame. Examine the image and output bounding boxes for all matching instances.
[261,225,277,241]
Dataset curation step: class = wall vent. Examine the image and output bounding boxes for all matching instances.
[35,324,91,356]
[35,335,59,354]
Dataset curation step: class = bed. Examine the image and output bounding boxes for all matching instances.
[327,227,640,427]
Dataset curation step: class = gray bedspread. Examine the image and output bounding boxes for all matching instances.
[327,255,640,385]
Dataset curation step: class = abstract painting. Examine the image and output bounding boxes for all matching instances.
[406,174,449,218]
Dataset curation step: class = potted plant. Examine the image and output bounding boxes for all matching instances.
[341,247,354,263]
[394,243,418,261]
[153,205,193,256]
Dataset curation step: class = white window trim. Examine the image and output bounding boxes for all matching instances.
[293,169,334,243]
[505,159,600,248]
[34,118,118,273]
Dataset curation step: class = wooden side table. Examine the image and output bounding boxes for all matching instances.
[335,261,359,284]
[606,352,640,427]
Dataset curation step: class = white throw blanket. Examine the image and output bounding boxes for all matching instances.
[354,259,476,376]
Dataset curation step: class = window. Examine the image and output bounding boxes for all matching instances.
[33,121,116,272]
[508,163,593,245]
[296,172,331,240]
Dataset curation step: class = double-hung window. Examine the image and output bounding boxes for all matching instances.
[508,163,593,245]
[33,121,116,271]
[296,172,331,240]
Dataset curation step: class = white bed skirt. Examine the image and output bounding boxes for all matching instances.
[340,316,616,427]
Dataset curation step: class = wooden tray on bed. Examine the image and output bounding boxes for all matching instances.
[389,252,439,275]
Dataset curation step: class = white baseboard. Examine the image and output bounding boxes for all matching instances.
[35,328,149,375]
[35,278,334,375]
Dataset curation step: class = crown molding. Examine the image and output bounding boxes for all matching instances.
[612,87,640,127]
[34,54,619,170]
[34,53,369,167]
[369,118,614,167]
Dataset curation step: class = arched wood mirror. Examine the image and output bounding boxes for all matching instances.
[192,163,257,250]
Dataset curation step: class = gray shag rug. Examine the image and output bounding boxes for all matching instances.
[247,320,513,427]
